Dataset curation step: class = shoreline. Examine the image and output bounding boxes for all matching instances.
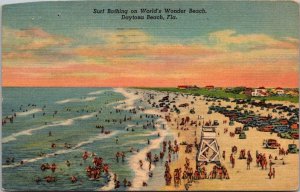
[112,88,175,191]
[114,88,178,191]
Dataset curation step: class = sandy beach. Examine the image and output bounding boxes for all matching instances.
[119,88,299,191]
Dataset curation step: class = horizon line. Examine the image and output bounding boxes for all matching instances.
[2,86,299,89]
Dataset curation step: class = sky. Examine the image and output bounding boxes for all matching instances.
[2,1,299,87]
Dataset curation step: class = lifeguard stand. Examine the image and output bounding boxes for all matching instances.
[197,126,220,164]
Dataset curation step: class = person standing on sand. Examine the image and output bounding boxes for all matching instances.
[268,168,272,179]
[272,168,275,178]
[168,152,172,163]
[139,160,143,169]
[149,161,152,171]
[247,157,251,170]
[230,154,235,168]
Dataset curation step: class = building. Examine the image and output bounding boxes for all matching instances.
[286,89,299,97]
[178,85,188,89]
[178,85,199,90]
[274,87,285,95]
[244,88,254,96]
[252,87,268,97]
[205,85,214,90]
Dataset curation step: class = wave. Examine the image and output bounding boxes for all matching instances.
[2,113,97,144]
[113,88,141,110]
[72,131,119,150]
[106,100,124,106]
[2,131,119,169]
[124,124,136,130]
[88,90,105,95]
[99,172,115,191]
[16,108,42,117]
[55,97,97,104]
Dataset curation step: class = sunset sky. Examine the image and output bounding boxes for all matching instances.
[2,1,299,87]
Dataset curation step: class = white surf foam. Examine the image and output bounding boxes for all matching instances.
[113,88,141,110]
[55,97,97,104]
[88,90,105,95]
[16,108,42,117]
[2,131,119,169]
[2,113,97,144]
[99,172,115,191]
[106,100,124,106]
[72,131,119,150]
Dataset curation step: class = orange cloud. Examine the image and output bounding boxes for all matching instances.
[2,28,299,88]
[3,27,72,51]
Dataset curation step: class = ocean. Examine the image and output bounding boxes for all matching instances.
[2,88,172,191]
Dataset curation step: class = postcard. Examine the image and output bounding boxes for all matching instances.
[1,0,299,191]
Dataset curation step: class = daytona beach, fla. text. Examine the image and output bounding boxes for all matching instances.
[121,15,165,21]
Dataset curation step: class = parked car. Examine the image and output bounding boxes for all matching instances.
[213,120,219,126]
[291,133,299,139]
[257,125,273,132]
[235,127,242,134]
[179,103,189,107]
[190,108,195,114]
[264,139,280,149]
[287,144,299,153]
[243,126,249,131]
[239,132,246,139]
[160,107,168,112]
[278,132,292,139]
[273,125,290,133]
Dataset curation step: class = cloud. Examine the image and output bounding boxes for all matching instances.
[2,27,299,87]
[3,27,72,51]
[2,27,74,66]
[208,29,298,51]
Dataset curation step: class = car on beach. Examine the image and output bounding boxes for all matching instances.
[178,103,189,107]
[278,132,293,139]
[264,139,280,149]
[243,126,249,131]
[235,127,242,134]
[239,132,246,139]
[273,125,290,133]
[190,108,195,114]
[160,107,168,112]
[287,144,299,153]
[257,125,274,132]
[212,120,219,126]
[291,133,299,139]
